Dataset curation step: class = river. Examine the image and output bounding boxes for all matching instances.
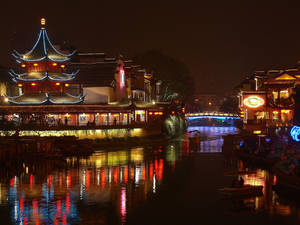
[0,126,299,225]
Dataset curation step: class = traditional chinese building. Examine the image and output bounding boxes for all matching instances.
[0,19,175,136]
[8,18,84,105]
[238,67,299,132]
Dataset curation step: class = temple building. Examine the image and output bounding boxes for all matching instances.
[8,18,84,105]
[0,19,170,133]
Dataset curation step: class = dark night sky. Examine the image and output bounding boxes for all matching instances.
[1,1,300,94]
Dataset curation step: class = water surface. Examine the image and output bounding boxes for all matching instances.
[0,126,299,225]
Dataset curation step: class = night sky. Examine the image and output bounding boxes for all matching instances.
[1,1,300,93]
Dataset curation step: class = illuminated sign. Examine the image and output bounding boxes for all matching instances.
[291,126,300,142]
[120,68,125,88]
[243,96,265,108]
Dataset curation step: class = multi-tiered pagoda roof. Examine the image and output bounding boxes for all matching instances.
[12,28,76,62]
[7,19,84,105]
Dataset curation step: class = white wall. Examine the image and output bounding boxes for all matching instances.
[83,87,115,104]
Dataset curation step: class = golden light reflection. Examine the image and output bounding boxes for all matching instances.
[130,148,144,162]
[0,128,144,139]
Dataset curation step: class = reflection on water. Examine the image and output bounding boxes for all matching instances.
[1,126,300,225]
[225,159,300,223]
[188,126,238,152]
[0,141,188,225]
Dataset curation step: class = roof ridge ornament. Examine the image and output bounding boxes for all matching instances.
[41,18,46,29]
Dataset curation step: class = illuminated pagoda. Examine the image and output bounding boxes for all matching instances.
[8,18,84,105]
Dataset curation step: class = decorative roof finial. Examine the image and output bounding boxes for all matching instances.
[41,18,46,29]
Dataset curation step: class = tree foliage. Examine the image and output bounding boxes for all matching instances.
[219,96,239,113]
[134,50,194,102]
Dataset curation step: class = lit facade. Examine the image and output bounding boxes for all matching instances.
[238,68,298,131]
[0,19,171,131]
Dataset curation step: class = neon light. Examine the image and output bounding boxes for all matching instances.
[243,96,265,108]
[15,30,43,59]
[44,30,76,57]
[187,116,240,120]
[120,68,125,88]
[291,126,300,142]
[42,29,48,55]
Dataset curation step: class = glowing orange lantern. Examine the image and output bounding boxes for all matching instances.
[55,82,60,86]
[243,96,265,108]
[31,83,36,86]
[65,83,69,87]
[18,84,23,87]
[33,63,38,67]
[149,112,153,115]
[52,63,57,66]
[21,64,26,68]
[61,65,65,68]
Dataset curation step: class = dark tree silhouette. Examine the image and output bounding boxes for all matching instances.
[134,50,195,102]
[219,96,238,113]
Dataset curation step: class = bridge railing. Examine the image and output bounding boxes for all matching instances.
[186,112,240,118]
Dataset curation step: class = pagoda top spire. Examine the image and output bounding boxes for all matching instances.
[12,19,76,62]
[41,18,46,29]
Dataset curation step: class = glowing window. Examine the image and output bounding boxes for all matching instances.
[280,90,289,99]
[273,111,279,120]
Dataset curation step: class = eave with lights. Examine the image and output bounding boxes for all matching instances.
[7,18,83,105]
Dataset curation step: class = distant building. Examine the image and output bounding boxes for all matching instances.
[191,93,222,112]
